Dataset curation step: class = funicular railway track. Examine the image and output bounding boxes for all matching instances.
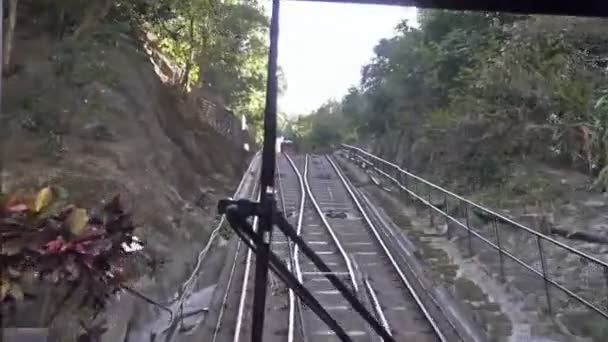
[209,152,461,342]
[231,155,299,342]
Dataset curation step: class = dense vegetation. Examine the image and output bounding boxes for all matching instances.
[2,1,269,336]
[287,11,608,191]
[4,0,271,132]
[1,187,147,339]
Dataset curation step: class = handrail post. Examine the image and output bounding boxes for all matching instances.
[604,266,608,312]
[536,236,552,315]
[427,186,434,227]
[444,193,450,239]
[397,172,407,203]
[413,179,420,215]
[398,171,410,204]
[493,218,506,282]
[465,203,474,257]
[344,145,608,320]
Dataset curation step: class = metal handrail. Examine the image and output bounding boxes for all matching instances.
[341,144,608,320]
[327,156,447,341]
[233,202,260,342]
[342,144,608,268]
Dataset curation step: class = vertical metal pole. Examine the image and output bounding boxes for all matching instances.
[399,173,408,203]
[427,186,433,227]
[536,236,552,315]
[402,173,409,204]
[493,218,505,282]
[465,203,473,256]
[0,1,4,194]
[413,180,419,215]
[444,194,450,239]
[604,266,608,312]
[251,0,280,340]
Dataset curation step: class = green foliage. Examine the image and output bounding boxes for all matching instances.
[57,48,117,87]
[285,101,347,152]
[299,11,608,190]
[52,22,135,87]
[148,0,269,132]
[19,94,60,132]
[23,0,270,138]
[1,188,146,330]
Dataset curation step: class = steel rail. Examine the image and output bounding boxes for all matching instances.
[347,148,608,320]
[355,189,478,342]
[363,278,391,338]
[222,153,394,341]
[303,154,358,292]
[283,153,310,342]
[211,155,261,342]
[347,163,481,340]
[224,204,355,341]
[211,155,262,342]
[233,211,259,342]
[210,235,245,342]
[271,194,394,341]
[218,152,404,342]
[231,155,299,342]
[327,156,448,341]
[342,144,608,269]
[276,157,296,342]
[163,153,260,341]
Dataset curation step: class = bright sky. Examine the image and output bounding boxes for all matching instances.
[272,1,418,116]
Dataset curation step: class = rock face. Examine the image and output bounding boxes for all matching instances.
[1,30,251,340]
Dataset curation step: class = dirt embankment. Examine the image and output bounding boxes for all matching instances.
[1,26,250,340]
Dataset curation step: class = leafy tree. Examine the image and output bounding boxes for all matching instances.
[9,0,271,134]
[298,10,608,189]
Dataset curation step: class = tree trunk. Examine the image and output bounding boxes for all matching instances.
[3,0,18,74]
[197,20,211,87]
[180,15,195,89]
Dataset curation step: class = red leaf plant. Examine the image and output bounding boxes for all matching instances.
[1,189,146,318]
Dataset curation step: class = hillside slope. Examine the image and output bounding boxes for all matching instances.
[1,24,251,340]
